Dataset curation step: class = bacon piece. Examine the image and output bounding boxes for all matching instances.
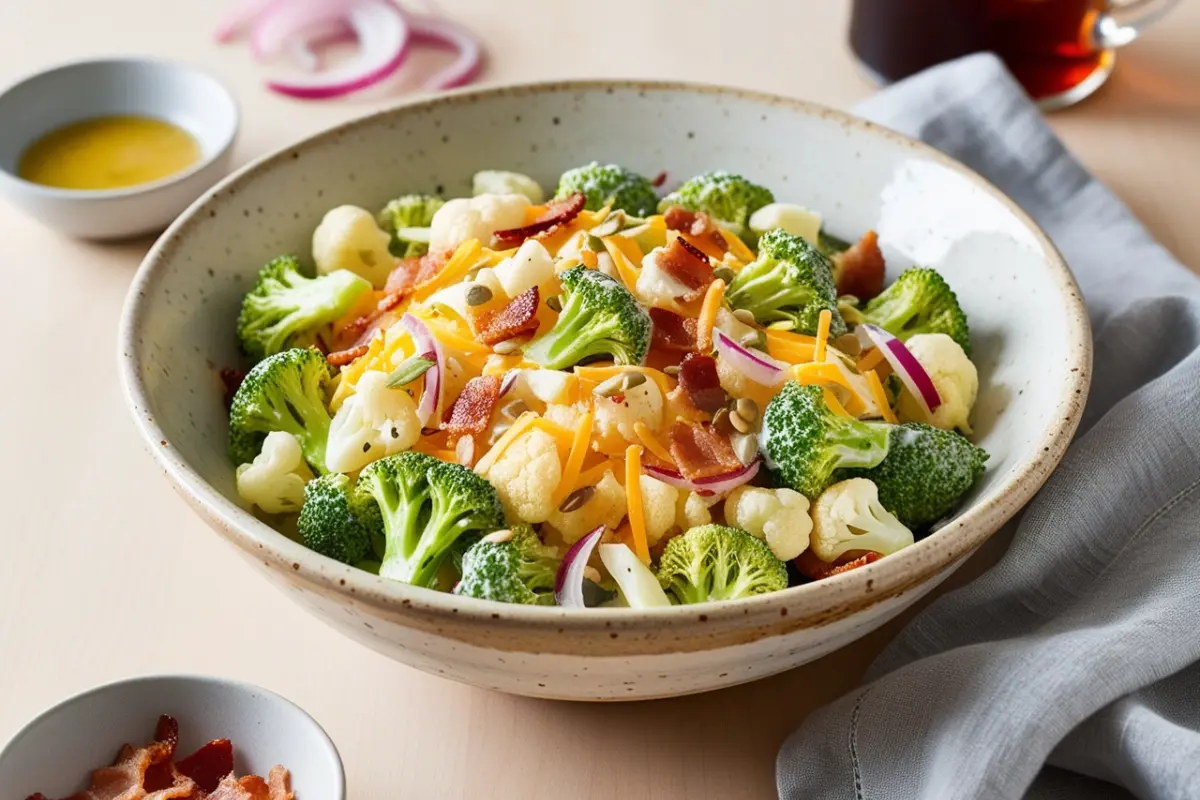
[649,307,697,353]
[384,249,449,295]
[663,206,728,256]
[833,230,885,301]
[678,353,725,413]
[651,170,668,187]
[29,729,196,800]
[475,287,540,345]
[491,192,586,249]
[794,550,881,581]
[656,237,715,301]
[175,739,235,792]
[266,767,294,800]
[667,421,741,480]
[442,375,501,440]
[220,367,247,411]
[325,344,369,367]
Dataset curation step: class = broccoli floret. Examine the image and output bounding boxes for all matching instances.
[657,525,787,604]
[760,382,891,499]
[377,194,444,258]
[658,171,774,236]
[848,423,988,529]
[228,348,334,473]
[555,162,658,216]
[454,525,559,605]
[817,230,852,258]
[726,228,846,337]
[358,452,504,587]
[237,256,372,361]
[860,267,971,355]
[297,473,383,565]
[523,265,651,369]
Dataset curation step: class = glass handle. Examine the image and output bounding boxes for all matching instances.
[1092,0,1182,48]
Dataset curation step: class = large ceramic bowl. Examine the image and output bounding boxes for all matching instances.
[119,81,1090,701]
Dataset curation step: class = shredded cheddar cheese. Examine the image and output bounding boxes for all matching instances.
[814,309,832,363]
[329,334,387,410]
[574,460,618,489]
[580,249,598,269]
[823,387,854,419]
[624,445,650,564]
[412,239,482,303]
[601,236,642,294]
[720,229,756,264]
[856,347,884,373]
[791,362,869,416]
[473,411,538,476]
[633,421,674,465]
[552,410,595,507]
[696,280,725,353]
[866,369,898,424]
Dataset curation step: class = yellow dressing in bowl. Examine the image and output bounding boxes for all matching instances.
[18,115,201,191]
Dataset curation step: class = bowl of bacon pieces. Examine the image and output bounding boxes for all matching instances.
[0,675,345,798]
[120,80,1091,700]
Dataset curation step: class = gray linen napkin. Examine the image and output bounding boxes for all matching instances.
[777,53,1200,800]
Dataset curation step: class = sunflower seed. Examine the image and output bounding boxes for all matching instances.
[558,485,596,513]
[492,339,522,355]
[482,528,514,544]
[767,319,795,331]
[593,375,625,397]
[455,435,475,467]
[589,211,626,238]
[712,407,733,435]
[713,266,736,285]
[735,397,759,424]
[582,565,603,583]
[546,295,563,312]
[466,284,493,307]
[621,372,647,391]
[663,365,681,376]
[731,432,758,465]
[729,410,752,434]
[832,332,862,356]
[733,308,757,325]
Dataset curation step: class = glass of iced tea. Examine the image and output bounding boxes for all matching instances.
[849,0,1181,110]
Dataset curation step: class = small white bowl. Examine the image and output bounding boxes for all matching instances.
[0,58,238,239]
[0,675,345,798]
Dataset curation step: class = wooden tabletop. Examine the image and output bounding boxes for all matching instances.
[2,1,1198,796]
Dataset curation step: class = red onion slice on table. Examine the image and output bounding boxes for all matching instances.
[401,313,445,427]
[712,329,789,387]
[406,13,485,90]
[856,323,941,416]
[554,525,605,609]
[643,459,760,496]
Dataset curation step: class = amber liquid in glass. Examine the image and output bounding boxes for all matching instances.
[849,0,1111,102]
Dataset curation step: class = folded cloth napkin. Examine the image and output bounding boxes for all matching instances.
[777,53,1200,800]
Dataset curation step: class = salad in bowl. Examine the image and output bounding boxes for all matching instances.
[226,162,987,611]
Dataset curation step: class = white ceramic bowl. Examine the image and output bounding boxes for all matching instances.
[120,81,1091,701]
[0,58,238,239]
[0,674,345,798]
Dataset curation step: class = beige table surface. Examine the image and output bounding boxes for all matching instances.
[2,1,1199,797]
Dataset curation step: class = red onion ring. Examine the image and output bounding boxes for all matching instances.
[643,459,761,496]
[554,525,605,609]
[406,13,485,90]
[856,324,941,416]
[401,313,445,427]
[712,329,788,387]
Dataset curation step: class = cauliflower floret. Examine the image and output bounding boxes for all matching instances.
[545,471,627,544]
[325,371,421,473]
[312,205,395,288]
[635,248,692,311]
[543,402,587,430]
[593,378,663,442]
[492,239,555,298]
[676,491,718,530]
[725,485,812,561]
[810,478,913,562]
[483,428,562,524]
[748,202,822,243]
[897,333,979,433]
[473,170,545,203]
[236,431,314,514]
[638,475,680,547]
[429,193,531,253]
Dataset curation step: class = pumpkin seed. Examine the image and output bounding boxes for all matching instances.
[621,372,647,391]
[733,308,757,325]
[713,266,736,285]
[492,339,522,355]
[735,397,759,424]
[385,354,435,388]
[466,283,493,307]
[767,320,795,331]
[482,528,515,544]
[586,234,607,252]
[832,332,862,356]
[732,432,759,465]
[729,410,752,434]
[558,485,596,513]
[546,295,563,312]
[593,374,626,398]
[589,211,626,238]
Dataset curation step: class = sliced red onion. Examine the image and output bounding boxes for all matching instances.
[250,0,354,60]
[712,329,788,387]
[264,0,411,99]
[401,313,445,427]
[643,459,760,496]
[287,18,356,72]
[214,0,277,42]
[406,13,484,90]
[554,525,605,609]
[857,324,941,416]
[498,369,519,399]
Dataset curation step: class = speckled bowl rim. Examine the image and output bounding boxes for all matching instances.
[0,673,347,798]
[119,79,1091,650]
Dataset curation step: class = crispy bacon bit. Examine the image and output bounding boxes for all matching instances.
[656,237,715,301]
[325,344,369,367]
[649,307,698,353]
[176,740,236,792]
[491,192,586,249]
[476,287,541,345]
[794,550,881,581]
[678,353,725,412]
[663,206,729,255]
[651,170,668,187]
[442,375,502,441]
[220,367,247,411]
[384,249,449,295]
[833,230,885,301]
[667,421,741,480]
